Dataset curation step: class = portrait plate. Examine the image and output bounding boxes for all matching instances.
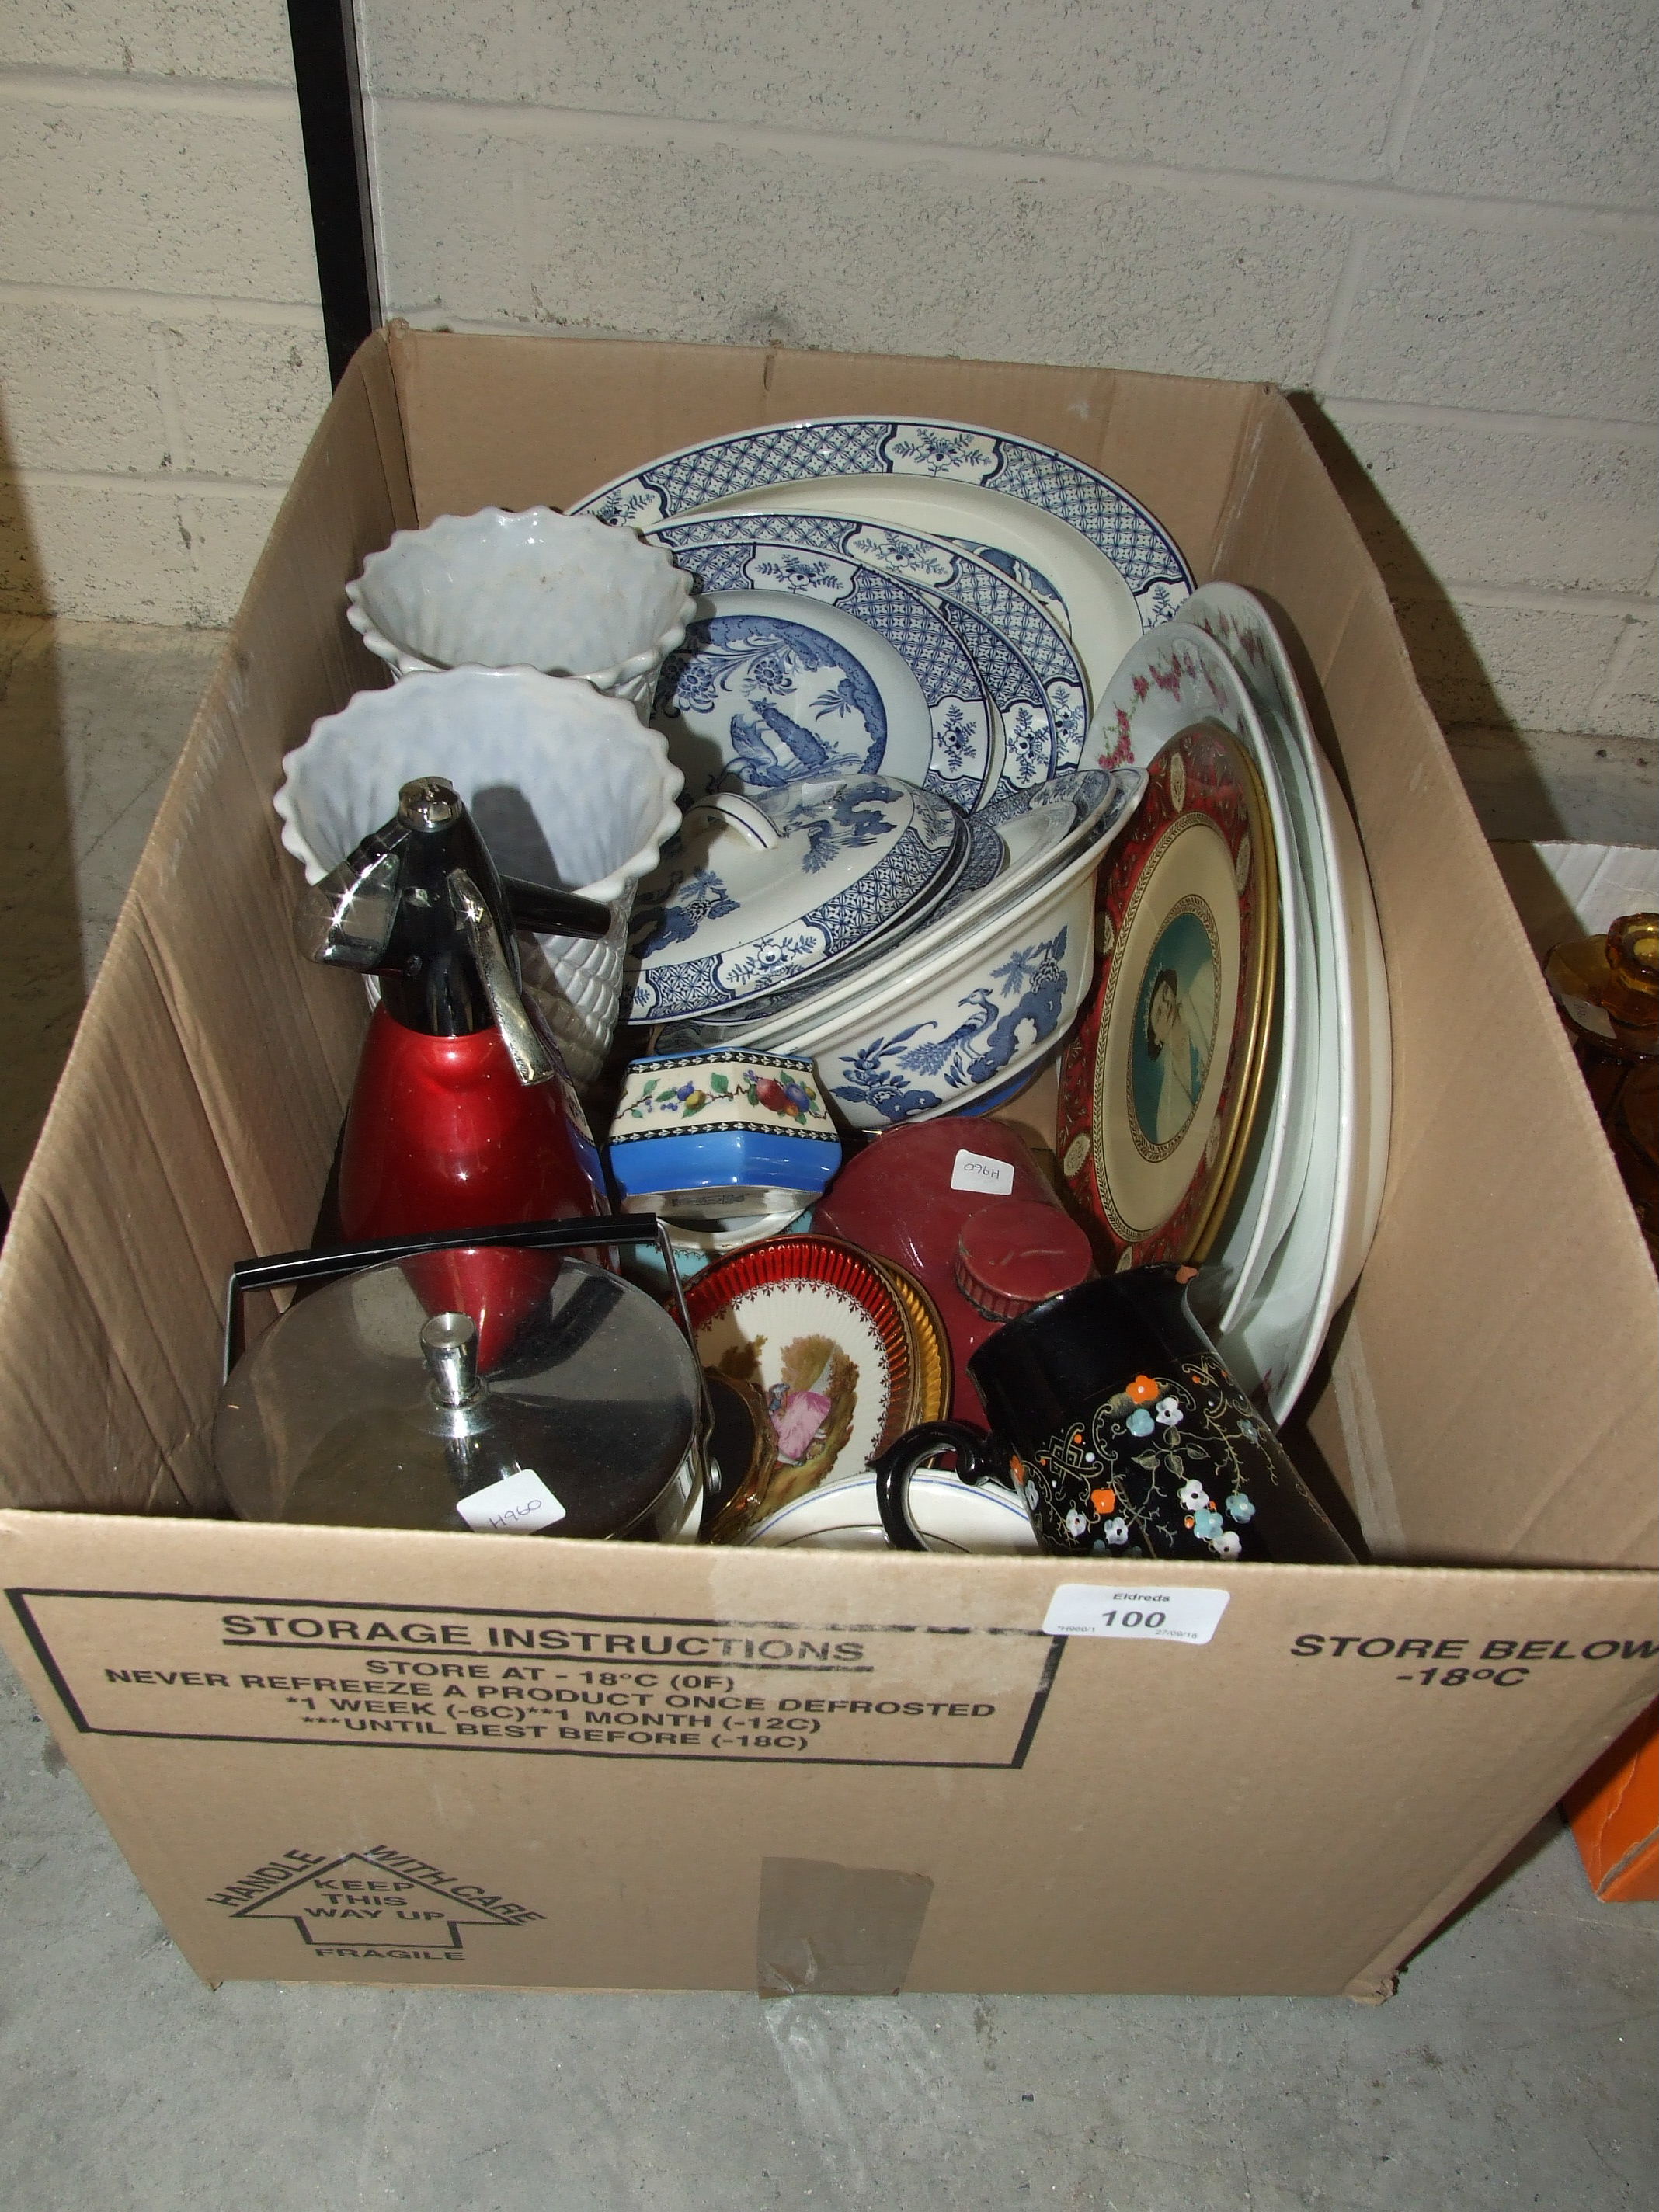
[1057,722,1277,1268]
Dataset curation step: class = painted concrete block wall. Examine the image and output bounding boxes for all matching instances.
[362,0,1657,743]
[0,0,332,624]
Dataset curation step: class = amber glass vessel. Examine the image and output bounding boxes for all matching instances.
[1545,912,1657,1261]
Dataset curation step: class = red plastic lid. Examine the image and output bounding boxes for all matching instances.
[952,1202,1094,1321]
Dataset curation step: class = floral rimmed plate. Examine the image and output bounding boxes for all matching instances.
[649,511,1089,799]
[686,1235,913,1513]
[1056,722,1278,1268]
[574,416,1195,698]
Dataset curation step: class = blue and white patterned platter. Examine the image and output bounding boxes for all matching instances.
[628,775,960,1021]
[649,512,1088,796]
[648,587,945,805]
[576,417,1195,700]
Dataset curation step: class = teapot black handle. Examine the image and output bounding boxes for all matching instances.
[871,1420,1007,1552]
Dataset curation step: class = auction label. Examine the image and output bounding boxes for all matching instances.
[1042,1584,1229,1646]
[9,1590,1063,1769]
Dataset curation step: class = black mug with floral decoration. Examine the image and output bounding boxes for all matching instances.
[872,1264,1355,1563]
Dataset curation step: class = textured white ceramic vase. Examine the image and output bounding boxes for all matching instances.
[276,666,683,1088]
[346,506,694,704]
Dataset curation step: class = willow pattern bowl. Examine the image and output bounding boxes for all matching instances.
[657,817,1121,1130]
[346,507,694,702]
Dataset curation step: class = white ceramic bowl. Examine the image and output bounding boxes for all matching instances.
[742,1470,1038,1553]
[346,507,694,702]
[276,666,683,1087]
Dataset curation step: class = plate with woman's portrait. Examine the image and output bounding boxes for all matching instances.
[1056,721,1278,1267]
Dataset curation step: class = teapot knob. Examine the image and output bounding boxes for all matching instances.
[421,1311,481,1408]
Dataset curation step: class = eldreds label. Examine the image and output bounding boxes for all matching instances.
[9,1589,1063,1769]
[207,1842,543,1962]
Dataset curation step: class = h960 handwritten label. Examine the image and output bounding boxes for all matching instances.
[454,1469,565,1534]
[1042,1585,1230,1646]
[951,1149,1017,1195]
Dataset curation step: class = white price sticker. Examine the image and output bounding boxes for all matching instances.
[1042,1584,1230,1646]
[1557,992,1616,1042]
[455,1467,567,1535]
[951,1148,1017,1196]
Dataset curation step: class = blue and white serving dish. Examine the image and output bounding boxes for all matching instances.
[795,830,1109,1129]
[576,416,1195,701]
[628,775,961,1022]
[653,770,1148,1129]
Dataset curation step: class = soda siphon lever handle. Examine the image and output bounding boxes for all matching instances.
[447,868,558,1086]
[503,877,611,939]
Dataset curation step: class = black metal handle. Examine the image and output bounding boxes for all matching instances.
[224,1213,659,1379]
[503,876,611,940]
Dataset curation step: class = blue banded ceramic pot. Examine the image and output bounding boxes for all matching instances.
[606,1050,841,1223]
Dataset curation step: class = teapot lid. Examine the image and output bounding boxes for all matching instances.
[214,1251,701,1537]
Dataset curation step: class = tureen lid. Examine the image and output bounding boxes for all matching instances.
[627,775,961,1021]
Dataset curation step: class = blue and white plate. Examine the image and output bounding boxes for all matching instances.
[649,588,944,804]
[652,512,1089,788]
[649,551,1001,813]
[628,775,960,1022]
[576,417,1195,701]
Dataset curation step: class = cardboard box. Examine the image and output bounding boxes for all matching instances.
[0,329,1654,1997]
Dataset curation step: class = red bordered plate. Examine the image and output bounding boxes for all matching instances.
[685,1235,913,1511]
[1056,720,1277,1268]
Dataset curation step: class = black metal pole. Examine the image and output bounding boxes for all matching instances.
[287,0,381,384]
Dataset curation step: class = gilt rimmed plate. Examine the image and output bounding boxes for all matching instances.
[575,416,1194,699]
[870,1259,952,1431]
[650,511,1089,791]
[1056,722,1278,1268]
[687,1234,913,1512]
[1083,624,1306,1295]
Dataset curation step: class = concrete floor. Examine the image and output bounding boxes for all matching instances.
[0,618,1654,2211]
